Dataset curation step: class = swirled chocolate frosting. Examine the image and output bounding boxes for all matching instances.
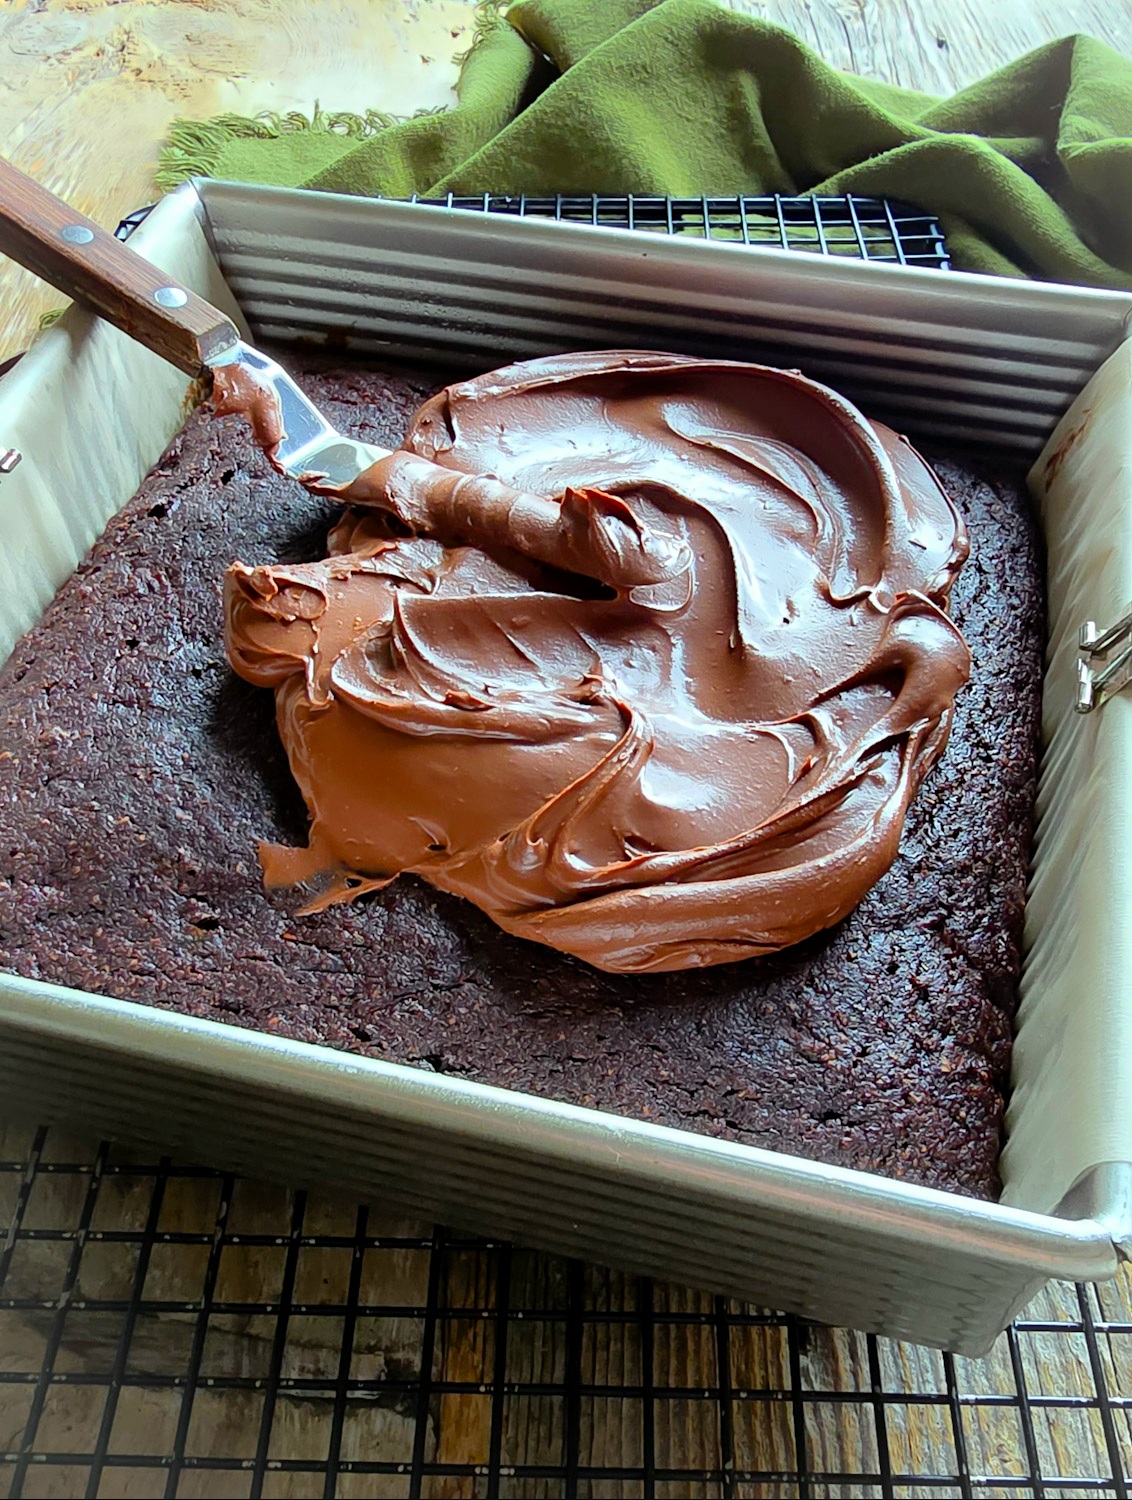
[224,352,970,974]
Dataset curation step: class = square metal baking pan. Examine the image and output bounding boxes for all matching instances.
[2,178,1131,1355]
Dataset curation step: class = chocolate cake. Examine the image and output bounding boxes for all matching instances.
[0,353,1044,1198]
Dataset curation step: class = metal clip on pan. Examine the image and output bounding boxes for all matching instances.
[1077,605,1132,712]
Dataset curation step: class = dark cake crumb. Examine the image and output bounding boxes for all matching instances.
[0,355,1044,1199]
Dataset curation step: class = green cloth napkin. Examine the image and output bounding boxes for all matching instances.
[158,0,1132,289]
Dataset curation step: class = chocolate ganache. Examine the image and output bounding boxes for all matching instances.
[224,351,970,974]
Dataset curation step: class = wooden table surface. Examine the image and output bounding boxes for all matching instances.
[2,2,1132,1496]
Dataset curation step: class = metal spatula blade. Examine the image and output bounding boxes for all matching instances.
[212,342,390,489]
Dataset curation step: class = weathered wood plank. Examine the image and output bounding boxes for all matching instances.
[730,0,1132,93]
[0,0,472,360]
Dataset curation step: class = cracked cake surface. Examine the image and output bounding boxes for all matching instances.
[0,354,1044,1198]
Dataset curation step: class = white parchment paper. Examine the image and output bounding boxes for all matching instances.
[0,186,245,665]
[1005,336,1132,1215]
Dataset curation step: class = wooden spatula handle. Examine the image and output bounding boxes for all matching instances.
[0,156,239,376]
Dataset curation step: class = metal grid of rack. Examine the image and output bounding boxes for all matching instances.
[1,1122,1130,1499]
[396,193,951,268]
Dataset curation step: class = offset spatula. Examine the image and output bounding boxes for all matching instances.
[0,158,690,588]
[0,156,390,491]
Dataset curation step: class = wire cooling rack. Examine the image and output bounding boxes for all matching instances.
[399,194,951,268]
[1,1121,1131,1500]
[116,192,951,269]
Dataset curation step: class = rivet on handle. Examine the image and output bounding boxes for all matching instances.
[154,286,188,308]
[58,225,94,245]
